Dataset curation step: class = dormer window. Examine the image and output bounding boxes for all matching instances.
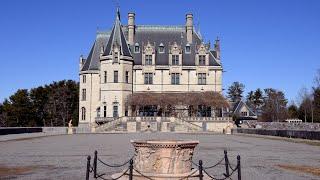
[158,43,165,53]
[199,55,206,66]
[172,55,179,65]
[145,55,152,65]
[185,44,191,53]
[134,43,140,53]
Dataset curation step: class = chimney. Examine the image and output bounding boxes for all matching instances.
[128,12,135,45]
[185,13,193,44]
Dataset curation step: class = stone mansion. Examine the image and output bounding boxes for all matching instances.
[78,9,225,127]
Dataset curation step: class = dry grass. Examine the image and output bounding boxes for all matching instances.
[277,164,320,176]
[0,165,55,178]
[0,165,35,177]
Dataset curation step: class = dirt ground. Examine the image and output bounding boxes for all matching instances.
[0,133,319,180]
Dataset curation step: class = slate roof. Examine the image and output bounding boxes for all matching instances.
[81,32,109,71]
[231,100,256,117]
[81,11,221,71]
[103,9,132,57]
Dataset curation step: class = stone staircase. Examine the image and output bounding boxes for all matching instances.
[95,118,124,132]
[174,118,203,132]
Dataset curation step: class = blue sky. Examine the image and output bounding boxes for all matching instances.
[0,0,319,103]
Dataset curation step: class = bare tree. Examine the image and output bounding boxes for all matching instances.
[297,87,313,122]
[314,69,320,88]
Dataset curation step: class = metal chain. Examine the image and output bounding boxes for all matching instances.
[133,168,155,180]
[97,156,133,168]
[203,166,237,180]
[192,157,225,170]
[96,168,130,180]
[176,170,199,180]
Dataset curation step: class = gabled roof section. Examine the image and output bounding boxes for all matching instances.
[103,9,132,57]
[81,32,110,71]
[232,100,256,116]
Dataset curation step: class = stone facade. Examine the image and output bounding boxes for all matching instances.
[78,9,223,127]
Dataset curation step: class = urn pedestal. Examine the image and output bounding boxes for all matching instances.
[113,140,202,179]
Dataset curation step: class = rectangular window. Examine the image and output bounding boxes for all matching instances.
[114,71,118,83]
[144,73,153,84]
[104,71,107,83]
[113,106,118,117]
[145,55,152,65]
[171,73,180,85]
[82,75,86,83]
[241,112,248,116]
[125,71,129,83]
[198,73,206,85]
[103,106,107,117]
[82,89,86,101]
[199,55,206,66]
[172,55,179,65]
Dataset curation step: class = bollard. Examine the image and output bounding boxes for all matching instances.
[129,159,133,180]
[224,150,230,177]
[86,156,91,180]
[237,155,241,180]
[199,160,203,180]
[93,150,97,178]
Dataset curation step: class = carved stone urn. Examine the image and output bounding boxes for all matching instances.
[113,140,200,179]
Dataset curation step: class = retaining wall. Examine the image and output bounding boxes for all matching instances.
[0,127,42,135]
[232,128,320,140]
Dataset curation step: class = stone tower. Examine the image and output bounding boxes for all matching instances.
[99,8,133,118]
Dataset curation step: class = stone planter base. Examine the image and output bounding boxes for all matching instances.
[112,169,211,180]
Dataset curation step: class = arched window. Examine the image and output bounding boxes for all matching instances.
[158,43,165,53]
[134,43,140,53]
[185,44,191,53]
[81,107,86,120]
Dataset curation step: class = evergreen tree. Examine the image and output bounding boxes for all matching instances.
[0,80,79,127]
[288,104,299,119]
[3,89,35,126]
[227,82,245,102]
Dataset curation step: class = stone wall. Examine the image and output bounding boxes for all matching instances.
[243,121,320,131]
[233,128,320,140]
[0,127,42,135]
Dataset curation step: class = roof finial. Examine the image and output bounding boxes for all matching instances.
[116,7,121,21]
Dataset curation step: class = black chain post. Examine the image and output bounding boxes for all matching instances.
[94,150,97,178]
[237,155,241,180]
[224,150,230,177]
[199,160,203,180]
[86,156,91,180]
[129,159,133,180]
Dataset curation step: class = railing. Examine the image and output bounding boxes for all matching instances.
[95,116,232,122]
[86,150,241,180]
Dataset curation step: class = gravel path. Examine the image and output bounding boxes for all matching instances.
[0,133,319,180]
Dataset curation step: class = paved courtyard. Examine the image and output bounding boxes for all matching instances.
[0,133,319,180]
